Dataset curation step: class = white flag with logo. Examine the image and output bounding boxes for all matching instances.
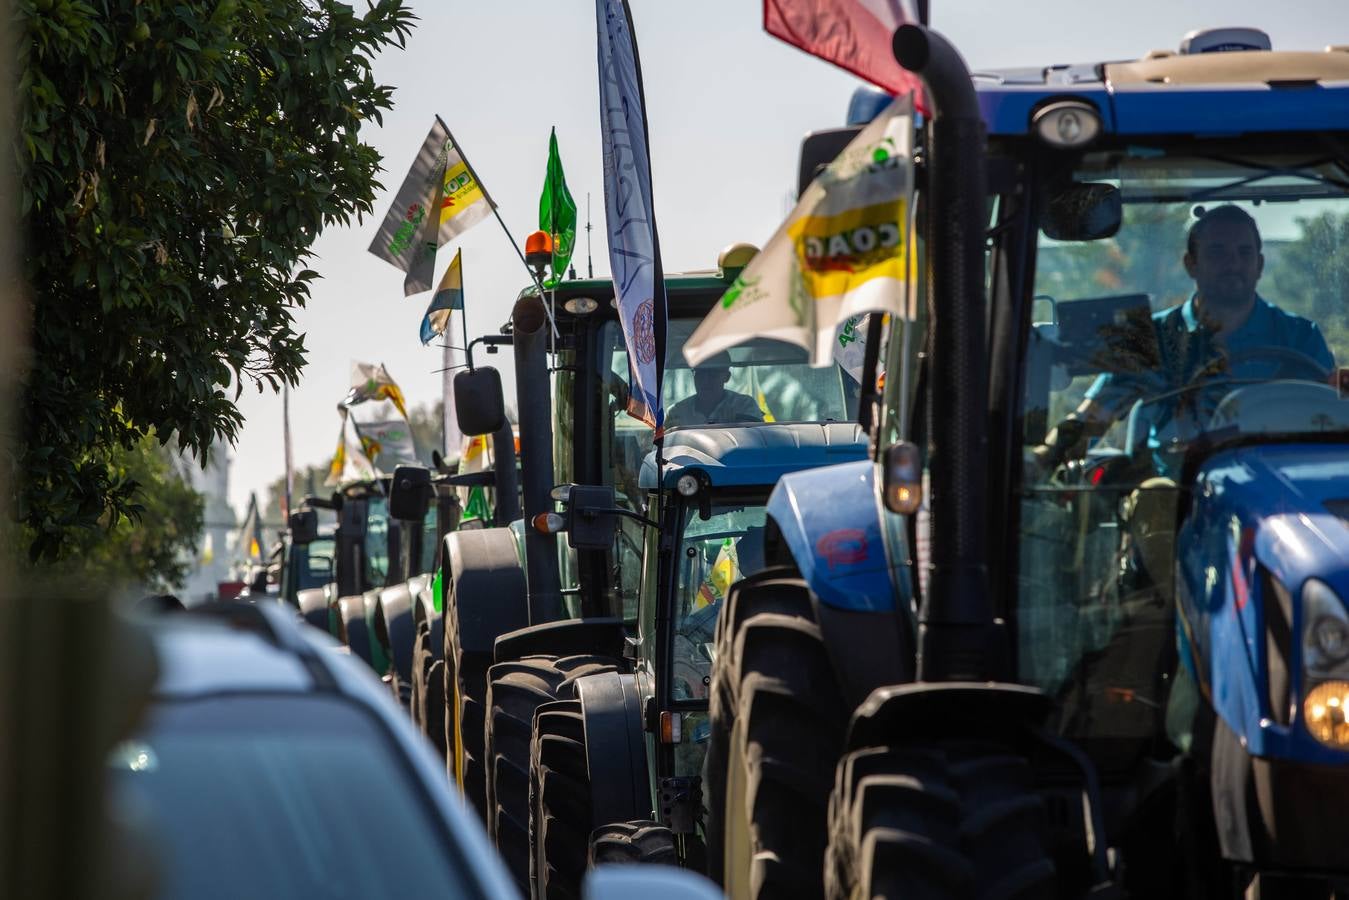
[684,95,915,369]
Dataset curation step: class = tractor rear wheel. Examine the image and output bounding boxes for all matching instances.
[445,591,489,821]
[704,571,816,887]
[484,653,621,892]
[825,743,1057,900]
[588,820,678,867]
[530,700,592,900]
[712,590,847,900]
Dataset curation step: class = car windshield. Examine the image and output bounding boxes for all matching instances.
[108,695,478,900]
[1015,147,1349,750]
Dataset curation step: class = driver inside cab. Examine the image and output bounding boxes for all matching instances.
[1035,204,1335,469]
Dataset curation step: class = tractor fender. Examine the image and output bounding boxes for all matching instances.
[442,527,529,660]
[337,593,373,668]
[574,671,650,828]
[361,588,390,677]
[493,617,626,665]
[764,458,910,615]
[377,579,418,688]
[296,587,328,633]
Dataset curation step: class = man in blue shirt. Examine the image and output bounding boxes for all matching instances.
[1034,205,1335,469]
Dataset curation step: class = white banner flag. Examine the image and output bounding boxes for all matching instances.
[684,95,915,369]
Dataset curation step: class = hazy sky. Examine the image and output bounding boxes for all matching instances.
[225,0,1348,517]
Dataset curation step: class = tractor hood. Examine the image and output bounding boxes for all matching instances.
[1179,440,1349,763]
[639,422,866,490]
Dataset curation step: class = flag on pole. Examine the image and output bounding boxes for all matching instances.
[368,119,495,295]
[325,363,420,485]
[420,249,464,344]
[234,493,264,562]
[684,95,916,369]
[764,0,927,108]
[596,0,668,429]
[539,127,578,288]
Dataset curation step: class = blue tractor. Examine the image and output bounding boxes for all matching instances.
[707,24,1349,899]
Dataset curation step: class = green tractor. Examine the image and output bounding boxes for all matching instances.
[521,421,869,898]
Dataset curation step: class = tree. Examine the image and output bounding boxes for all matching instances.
[1263,211,1349,364]
[10,434,205,591]
[16,0,415,560]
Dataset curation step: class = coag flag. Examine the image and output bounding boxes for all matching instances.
[325,363,419,485]
[457,433,493,525]
[695,538,741,610]
[764,0,927,108]
[368,119,495,296]
[421,249,464,344]
[684,95,915,369]
[539,128,578,288]
[596,0,667,429]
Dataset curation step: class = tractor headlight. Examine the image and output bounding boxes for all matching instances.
[1302,579,1349,674]
[1300,579,1349,748]
[1303,680,1349,748]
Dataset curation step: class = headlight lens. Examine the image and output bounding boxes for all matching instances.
[1302,579,1349,675]
[1304,680,1349,748]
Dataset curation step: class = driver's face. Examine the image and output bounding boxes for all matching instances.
[1184,219,1263,312]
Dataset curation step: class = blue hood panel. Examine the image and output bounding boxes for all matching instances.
[1180,442,1349,764]
[766,459,909,614]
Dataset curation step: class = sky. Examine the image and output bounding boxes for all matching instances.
[225,0,1349,518]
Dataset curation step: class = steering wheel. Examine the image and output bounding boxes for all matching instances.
[1221,345,1331,383]
[1123,346,1332,458]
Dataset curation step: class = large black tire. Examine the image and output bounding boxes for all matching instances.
[445,586,490,821]
[707,572,838,899]
[408,623,447,757]
[825,743,1057,900]
[484,653,622,892]
[530,700,593,900]
[588,820,678,867]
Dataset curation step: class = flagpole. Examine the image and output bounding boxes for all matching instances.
[436,115,558,336]
[282,383,294,521]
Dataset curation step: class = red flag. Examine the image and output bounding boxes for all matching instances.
[764,0,927,108]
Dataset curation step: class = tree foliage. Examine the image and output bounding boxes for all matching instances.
[16,0,415,559]
[11,434,205,590]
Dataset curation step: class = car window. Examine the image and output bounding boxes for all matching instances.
[109,695,481,900]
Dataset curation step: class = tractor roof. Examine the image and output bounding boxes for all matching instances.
[639,422,868,491]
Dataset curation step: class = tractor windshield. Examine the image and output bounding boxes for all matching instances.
[670,497,769,704]
[1015,145,1349,753]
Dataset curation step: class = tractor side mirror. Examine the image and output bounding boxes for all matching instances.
[564,484,620,551]
[796,125,863,198]
[454,366,506,437]
[388,465,432,522]
[288,508,319,545]
[1040,182,1121,241]
[882,441,923,515]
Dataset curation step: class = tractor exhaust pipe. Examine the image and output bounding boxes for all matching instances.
[512,296,563,625]
[893,25,1001,681]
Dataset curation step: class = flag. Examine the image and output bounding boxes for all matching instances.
[457,433,493,524]
[695,538,741,609]
[420,249,464,344]
[539,128,578,288]
[368,119,495,296]
[233,493,264,562]
[684,95,915,368]
[764,0,927,108]
[325,363,419,485]
[597,0,667,429]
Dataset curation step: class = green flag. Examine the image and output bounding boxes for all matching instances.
[539,127,577,288]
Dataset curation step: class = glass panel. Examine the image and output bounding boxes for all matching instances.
[418,507,438,576]
[1017,148,1349,748]
[363,497,389,587]
[671,497,769,701]
[109,695,471,899]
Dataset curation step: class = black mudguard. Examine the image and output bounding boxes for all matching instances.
[574,671,650,828]
[443,527,529,664]
[493,617,626,665]
[297,587,328,633]
[337,593,371,667]
[378,582,416,687]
